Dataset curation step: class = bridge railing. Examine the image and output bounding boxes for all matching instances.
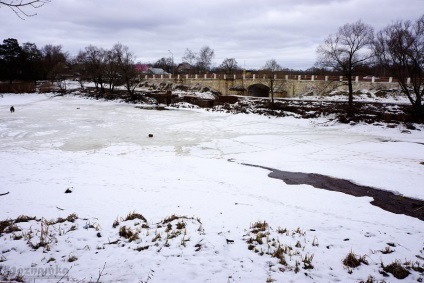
[141,73,401,83]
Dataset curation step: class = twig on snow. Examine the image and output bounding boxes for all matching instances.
[96,262,106,283]
[56,266,72,283]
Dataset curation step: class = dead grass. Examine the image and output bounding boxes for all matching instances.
[119,226,139,242]
[124,211,147,222]
[380,246,394,254]
[0,219,14,235]
[3,224,21,234]
[14,215,36,223]
[382,260,410,279]
[112,218,120,228]
[250,220,268,234]
[162,214,179,224]
[176,221,186,230]
[359,275,387,283]
[343,250,368,268]
[54,213,78,224]
[302,253,314,270]
[68,255,78,262]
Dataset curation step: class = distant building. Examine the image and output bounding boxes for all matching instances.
[147,68,170,75]
[177,63,193,73]
[134,64,149,73]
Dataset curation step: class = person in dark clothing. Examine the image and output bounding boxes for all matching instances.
[10,106,15,113]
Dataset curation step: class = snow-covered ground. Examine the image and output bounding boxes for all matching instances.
[294,89,412,104]
[0,93,423,283]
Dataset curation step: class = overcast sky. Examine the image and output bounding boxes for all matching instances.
[1,0,423,70]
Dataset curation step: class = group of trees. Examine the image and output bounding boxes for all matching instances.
[75,43,138,98]
[316,15,424,110]
[0,38,67,83]
[153,46,216,74]
[0,38,140,98]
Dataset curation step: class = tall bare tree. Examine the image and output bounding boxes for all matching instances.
[0,0,51,19]
[21,41,42,81]
[316,20,374,107]
[196,46,214,73]
[374,15,424,111]
[263,59,282,105]
[219,58,239,74]
[40,44,68,81]
[76,45,106,92]
[182,48,196,66]
[114,43,139,99]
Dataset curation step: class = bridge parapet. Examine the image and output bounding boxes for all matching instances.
[143,73,398,83]
[140,74,403,98]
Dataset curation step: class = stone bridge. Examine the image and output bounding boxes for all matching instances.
[141,74,401,98]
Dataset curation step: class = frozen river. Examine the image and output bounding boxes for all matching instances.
[0,93,423,282]
[1,93,423,198]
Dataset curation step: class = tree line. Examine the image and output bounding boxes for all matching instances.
[0,14,423,110]
[0,38,67,83]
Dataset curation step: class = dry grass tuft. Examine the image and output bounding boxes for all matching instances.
[124,211,147,222]
[382,260,410,279]
[343,250,367,268]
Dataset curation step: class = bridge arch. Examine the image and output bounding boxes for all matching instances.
[247,83,270,97]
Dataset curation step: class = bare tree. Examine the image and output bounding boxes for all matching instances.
[40,44,68,82]
[0,0,51,19]
[182,48,196,66]
[104,47,120,92]
[196,46,214,73]
[114,43,139,99]
[22,41,42,81]
[219,58,239,74]
[153,57,173,73]
[76,45,106,92]
[263,59,282,105]
[374,15,424,111]
[316,20,374,107]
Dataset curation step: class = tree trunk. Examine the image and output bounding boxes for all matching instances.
[270,77,274,106]
[347,70,353,107]
[415,96,422,109]
[98,77,105,93]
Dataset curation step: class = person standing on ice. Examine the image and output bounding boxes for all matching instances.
[10,106,15,113]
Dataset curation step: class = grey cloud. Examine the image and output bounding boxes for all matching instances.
[0,0,423,69]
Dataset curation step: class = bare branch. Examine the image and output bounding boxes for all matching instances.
[0,0,51,19]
